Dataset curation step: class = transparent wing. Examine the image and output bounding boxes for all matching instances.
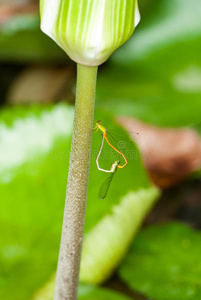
[108,129,139,144]
[107,131,135,152]
[98,172,115,200]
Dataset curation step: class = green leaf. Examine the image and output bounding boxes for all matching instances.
[78,285,132,300]
[0,15,66,62]
[32,277,133,300]
[0,104,159,300]
[96,0,201,128]
[119,222,201,300]
[113,0,201,64]
[80,186,159,284]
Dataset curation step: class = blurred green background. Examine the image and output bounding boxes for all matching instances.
[0,0,201,300]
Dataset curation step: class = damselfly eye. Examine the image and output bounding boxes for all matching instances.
[97,120,101,124]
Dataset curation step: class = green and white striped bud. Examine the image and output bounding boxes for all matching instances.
[40,0,140,66]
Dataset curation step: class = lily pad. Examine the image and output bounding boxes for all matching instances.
[119,222,201,300]
[0,104,159,300]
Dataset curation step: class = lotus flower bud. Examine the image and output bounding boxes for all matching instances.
[40,0,140,66]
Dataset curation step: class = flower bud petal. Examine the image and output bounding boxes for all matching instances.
[40,0,140,66]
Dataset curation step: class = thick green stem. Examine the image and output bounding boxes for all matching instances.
[54,64,98,300]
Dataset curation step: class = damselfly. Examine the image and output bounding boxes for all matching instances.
[96,132,120,199]
[94,120,128,168]
[98,160,120,200]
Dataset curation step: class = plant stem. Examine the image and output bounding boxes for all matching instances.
[54,64,98,300]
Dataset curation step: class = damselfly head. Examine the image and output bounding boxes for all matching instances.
[96,120,101,124]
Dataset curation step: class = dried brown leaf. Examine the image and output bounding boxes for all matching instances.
[7,66,75,104]
[117,116,201,188]
[0,2,38,24]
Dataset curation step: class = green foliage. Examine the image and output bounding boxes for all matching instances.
[1,1,200,298]
[0,15,66,62]
[114,0,201,64]
[96,0,201,128]
[119,222,201,300]
[78,285,133,300]
[32,279,133,300]
[0,104,158,299]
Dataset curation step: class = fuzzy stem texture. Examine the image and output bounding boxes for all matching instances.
[54,64,98,300]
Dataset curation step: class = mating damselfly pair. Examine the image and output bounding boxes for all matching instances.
[94,120,139,199]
